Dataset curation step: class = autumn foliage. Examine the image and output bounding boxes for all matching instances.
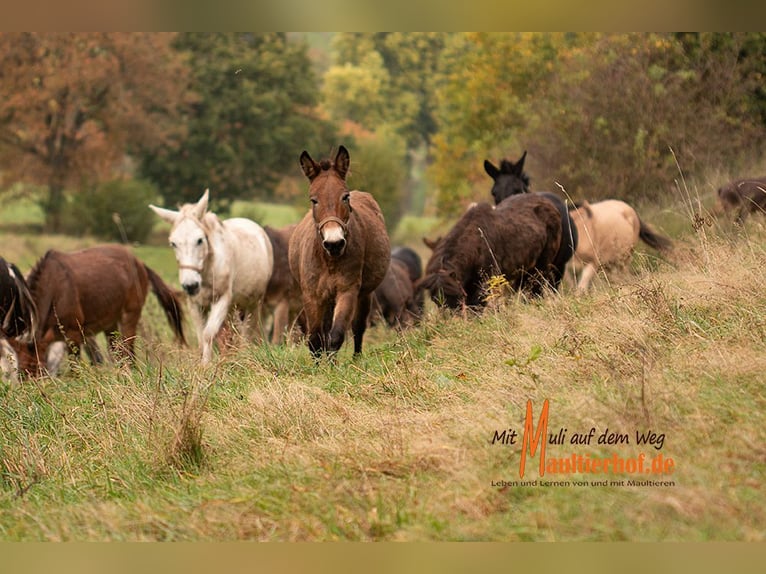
[0,33,187,231]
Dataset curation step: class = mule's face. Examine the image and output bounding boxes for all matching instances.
[311,185,351,257]
[300,146,353,258]
[168,216,209,296]
[490,174,527,204]
[484,153,529,205]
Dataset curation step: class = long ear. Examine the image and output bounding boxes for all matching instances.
[149,204,179,224]
[514,150,527,175]
[191,189,210,220]
[335,145,350,180]
[300,151,320,181]
[484,160,500,180]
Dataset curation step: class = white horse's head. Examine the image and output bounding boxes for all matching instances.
[150,189,213,297]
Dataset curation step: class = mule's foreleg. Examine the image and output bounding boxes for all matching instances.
[328,291,358,355]
[576,263,598,294]
[199,295,232,364]
[352,292,372,355]
[270,299,290,345]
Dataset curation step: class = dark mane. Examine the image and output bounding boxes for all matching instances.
[568,201,593,219]
[499,159,531,189]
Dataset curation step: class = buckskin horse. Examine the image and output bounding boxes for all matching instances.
[289,145,390,358]
[567,199,672,292]
[13,244,185,376]
[150,189,274,364]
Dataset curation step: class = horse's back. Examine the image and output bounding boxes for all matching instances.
[572,199,639,266]
[350,191,390,293]
[222,217,274,301]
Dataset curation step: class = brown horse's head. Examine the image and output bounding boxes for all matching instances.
[300,145,353,258]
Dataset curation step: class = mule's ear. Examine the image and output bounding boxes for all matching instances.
[335,145,350,180]
[190,189,210,219]
[484,160,500,180]
[149,204,179,224]
[513,151,527,175]
[300,151,320,181]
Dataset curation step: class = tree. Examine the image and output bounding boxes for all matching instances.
[140,33,332,209]
[428,33,572,215]
[327,33,451,150]
[0,33,187,232]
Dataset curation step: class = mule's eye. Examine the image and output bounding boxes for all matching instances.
[342,193,350,203]
[169,241,177,249]
[310,197,318,206]
[196,237,204,246]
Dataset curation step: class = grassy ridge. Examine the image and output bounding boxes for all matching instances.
[0,192,764,541]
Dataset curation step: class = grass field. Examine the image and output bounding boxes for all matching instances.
[0,186,764,541]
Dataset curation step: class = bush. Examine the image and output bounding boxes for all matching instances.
[61,179,159,243]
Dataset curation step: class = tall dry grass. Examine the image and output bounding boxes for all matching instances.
[0,184,764,540]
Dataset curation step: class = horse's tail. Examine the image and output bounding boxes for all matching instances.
[3,261,38,344]
[144,265,187,345]
[638,219,673,252]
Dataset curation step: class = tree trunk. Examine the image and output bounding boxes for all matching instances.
[44,181,65,233]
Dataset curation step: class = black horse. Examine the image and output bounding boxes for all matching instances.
[484,151,578,289]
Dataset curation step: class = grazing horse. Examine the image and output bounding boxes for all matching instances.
[372,257,418,329]
[392,245,424,318]
[568,199,672,293]
[263,224,304,343]
[13,244,185,376]
[715,176,766,224]
[417,195,562,310]
[484,151,578,289]
[0,257,37,383]
[150,189,274,364]
[289,145,390,357]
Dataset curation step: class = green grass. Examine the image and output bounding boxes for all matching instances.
[0,191,764,541]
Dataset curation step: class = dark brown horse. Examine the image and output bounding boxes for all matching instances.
[372,257,418,329]
[484,151,578,289]
[263,224,304,343]
[289,145,390,357]
[716,176,766,224]
[14,244,186,375]
[418,195,562,310]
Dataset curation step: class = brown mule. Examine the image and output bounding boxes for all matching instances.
[289,145,390,358]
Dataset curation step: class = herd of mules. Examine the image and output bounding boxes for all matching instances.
[0,147,762,380]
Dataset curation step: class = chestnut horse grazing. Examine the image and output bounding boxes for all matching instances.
[568,199,672,293]
[14,245,185,376]
[715,176,766,224]
[373,257,419,329]
[289,145,390,358]
[150,189,274,363]
[418,195,562,310]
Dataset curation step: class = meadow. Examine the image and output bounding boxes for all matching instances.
[0,184,764,541]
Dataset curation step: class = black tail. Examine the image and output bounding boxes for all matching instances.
[638,219,673,251]
[144,265,186,345]
[1,259,38,343]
